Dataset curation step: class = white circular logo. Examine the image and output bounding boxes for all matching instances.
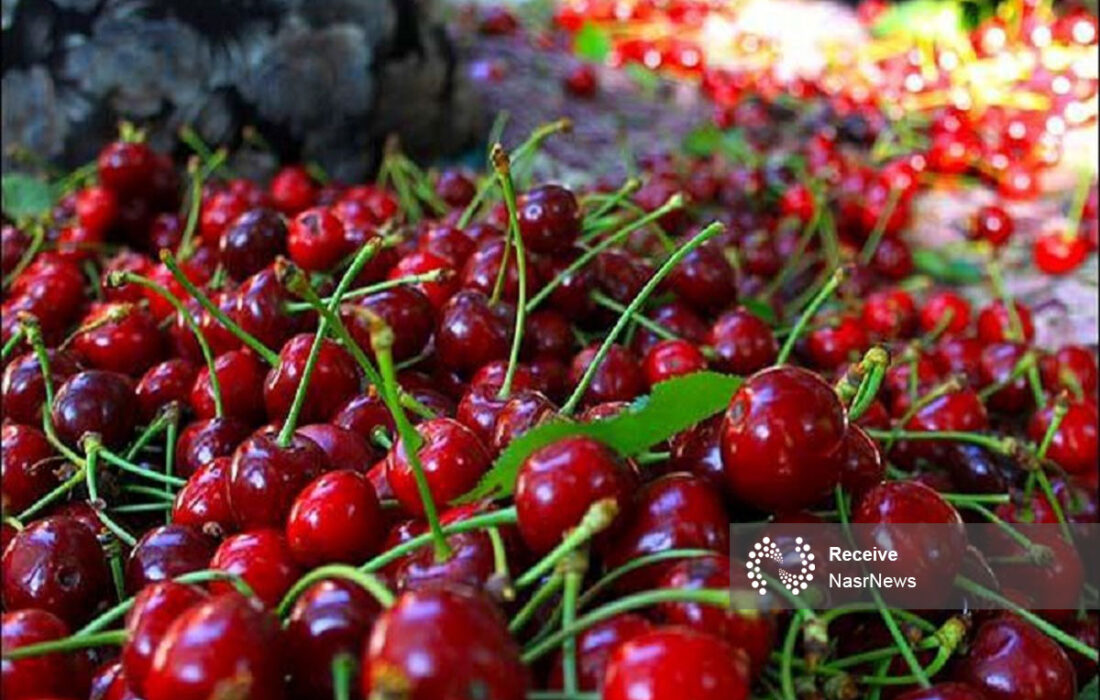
[746,536,815,595]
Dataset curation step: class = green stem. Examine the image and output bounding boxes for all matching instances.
[332,653,355,700]
[859,187,902,265]
[96,448,187,487]
[2,629,127,660]
[285,271,449,312]
[360,507,517,573]
[491,144,528,398]
[763,209,822,299]
[561,551,587,696]
[846,347,890,421]
[776,267,845,365]
[509,573,563,634]
[780,610,807,700]
[275,564,395,617]
[2,325,24,361]
[585,178,641,220]
[80,438,137,547]
[516,499,620,588]
[576,549,712,610]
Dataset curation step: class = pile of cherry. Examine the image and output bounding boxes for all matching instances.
[1,122,1098,700]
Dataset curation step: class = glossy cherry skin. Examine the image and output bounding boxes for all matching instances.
[234,267,308,352]
[263,333,361,425]
[954,616,1076,700]
[708,308,778,375]
[456,383,510,446]
[668,242,737,312]
[517,184,582,254]
[228,428,329,530]
[135,358,198,421]
[667,414,726,490]
[595,248,654,306]
[897,682,990,700]
[563,63,598,97]
[515,436,636,554]
[837,424,885,497]
[1028,400,1098,476]
[90,659,140,700]
[173,416,251,478]
[971,204,1014,247]
[190,350,268,425]
[569,344,646,406]
[219,208,287,280]
[2,609,88,700]
[97,140,156,195]
[720,366,847,512]
[546,614,653,691]
[124,524,216,594]
[362,585,529,699]
[642,338,708,384]
[386,418,491,516]
[333,392,395,458]
[657,554,776,676]
[50,370,137,450]
[523,309,576,360]
[285,578,382,698]
[491,390,557,453]
[804,314,869,370]
[861,288,918,339]
[287,206,348,272]
[920,291,972,335]
[931,336,985,386]
[894,388,989,467]
[286,469,385,567]
[435,290,512,374]
[604,473,731,590]
[2,349,82,426]
[1034,230,1089,276]
[1040,345,1098,397]
[977,300,1035,344]
[172,457,237,536]
[71,303,166,376]
[144,591,287,700]
[603,628,751,700]
[209,530,302,608]
[122,581,208,697]
[390,249,459,309]
[347,286,435,362]
[296,423,376,474]
[435,170,476,208]
[461,238,540,302]
[1,516,111,626]
[1,423,57,514]
[268,165,317,214]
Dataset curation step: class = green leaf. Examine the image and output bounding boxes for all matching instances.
[683,124,723,158]
[461,371,743,502]
[574,22,612,62]
[912,248,985,285]
[1077,677,1098,700]
[742,297,779,326]
[2,175,56,221]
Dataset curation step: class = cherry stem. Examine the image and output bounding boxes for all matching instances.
[490,145,529,398]
[163,408,179,522]
[367,315,452,562]
[114,271,224,416]
[560,549,588,696]
[763,207,823,299]
[508,572,563,634]
[1036,394,1068,460]
[17,466,84,521]
[284,271,449,312]
[866,427,1014,455]
[516,498,620,588]
[125,403,177,461]
[80,436,138,547]
[276,564,395,617]
[359,507,518,573]
[96,447,187,487]
[18,314,54,407]
[525,193,685,313]
[776,266,846,365]
[1,325,24,361]
[859,187,902,265]
[2,223,45,291]
[160,249,280,365]
[521,587,731,664]
[577,548,712,610]
[780,609,808,699]
[844,347,890,421]
[561,220,723,415]
[486,526,516,601]
[331,653,356,700]
[177,158,203,258]
[584,178,642,221]
[2,629,127,661]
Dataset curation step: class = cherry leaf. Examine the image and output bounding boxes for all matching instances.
[2,174,56,222]
[459,370,742,502]
[573,22,611,62]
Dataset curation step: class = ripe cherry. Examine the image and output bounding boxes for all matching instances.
[930,336,985,386]
[456,383,511,446]
[173,416,251,478]
[350,287,435,363]
[569,344,645,406]
[97,140,157,196]
[286,469,385,567]
[920,290,972,335]
[269,165,317,215]
[896,683,990,700]
[386,417,491,517]
[1028,399,1098,475]
[287,206,348,272]
[74,185,119,237]
[518,184,582,254]
[546,614,653,690]
[296,423,375,473]
[190,350,267,424]
[491,389,557,453]
[135,358,198,421]
[2,349,81,427]
[642,338,708,384]
[71,303,166,377]
[462,238,540,302]
[219,208,287,280]
[50,370,137,450]
[837,425,885,496]
[435,170,477,208]
[1034,229,1089,275]
[708,308,778,375]
[332,392,395,458]
[563,64,598,98]
[124,524,216,593]
[172,457,236,536]
[2,609,88,700]
[122,581,208,697]
[720,366,847,512]
[228,427,329,530]
[804,314,870,370]
[263,334,361,424]
[668,242,737,312]
[209,529,301,608]
[862,288,917,339]
[603,628,750,700]
[971,204,1014,246]
[976,300,1035,344]
[1,424,57,514]
[954,616,1076,700]
[894,387,989,466]
[978,341,1035,413]
[234,267,308,351]
[435,290,512,374]
[1040,345,1098,397]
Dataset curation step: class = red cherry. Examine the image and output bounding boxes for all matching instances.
[456,383,510,446]
[642,338,708,384]
[386,418,491,517]
[56,223,107,263]
[190,350,267,424]
[3,349,82,426]
[228,428,329,530]
[895,387,989,466]
[125,524,216,594]
[708,308,779,375]
[263,333,361,424]
[135,358,198,421]
[2,609,88,700]
[173,416,251,478]
[563,64,598,98]
[209,529,302,608]
[930,336,985,386]
[122,581,208,696]
[144,591,287,700]
[595,248,654,306]
[1040,345,1098,397]
[667,242,737,312]
[269,165,317,215]
[287,207,348,272]
[1034,229,1090,275]
[518,184,582,254]
[872,236,915,280]
[804,314,870,370]
[896,682,989,700]
[71,303,166,376]
[1,424,57,514]
[90,659,137,700]
[979,341,1035,413]
[296,423,376,473]
[462,238,540,302]
[491,389,557,453]
[632,301,709,356]
[286,469,385,567]
[920,290,972,335]
[954,616,1076,700]
[603,628,751,700]
[838,424,885,496]
[971,204,1014,246]
[546,614,652,690]
[435,290,512,374]
[50,370,137,450]
[779,183,816,223]
[74,185,119,237]
[361,586,528,699]
[862,288,917,339]
[172,456,237,536]
[391,249,458,308]
[234,267,308,351]
[219,208,287,281]
[720,366,847,511]
[1028,400,1098,475]
[332,392,396,458]
[569,344,645,406]
[420,224,477,267]
[97,140,157,196]
[977,300,1035,344]
[435,170,477,209]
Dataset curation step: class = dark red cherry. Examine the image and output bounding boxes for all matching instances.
[895,387,989,466]
[209,529,301,608]
[347,286,435,362]
[522,309,575,360]
[871,236,915,280]
[361,585,528,699]
[386,418,491,516]
[269,166,317,215]
[285,578,382,697]
[135,358,198,421]
[2,349,81,426]
[1,424,57,514]
[930,336,985,386]
[642,338,708,384]
[634,175,691,234]
[234,267,308,351]
[668,242,737,312]
[563,63,598,98]
[125,524,216,594]
[862,288,918,339]
[332,392,395,459]
[456,383,510,446]
[546,614,652,691]
[228,428,329,530]
[2,516,111,626]
[804,313,869,370]
[389,249,458,309]
[220,208,288,280]
[286,469,384,567]
[541,248,597,321]
[708,308,778,375]
[978,341,1034,413]
[50,370,137,450]
[297,423,375,473]
[970,204,1015,247]
[122,581,208,697]
[97,140,156,196]
[172,457,236,536]
[2,609,87,700]
[1028,400,1098,476]
[491,390,557,453]
[264,333,361,424]
[435,290,511,374]
[1040,345,1098,397]
[517,184,581,254]
[920,291,971,335]
[569,344,645,406]
[977,300,1034,344]
[603,628,750,700]
[435,170,477,208]
[74,185,118,237]
[393,524,497,593]
[143,591,287,700]
[837,425,885,496]
[515,436,636,554]
[174,416,251,478]
[420,224,476,268]
[288,206,348,272]
[190,350,268,424]
[668,414,726,489]
[604,473,730,591]
[90,659,139,700]
[720,366,847,511]
[461,237,540,302]
[954,616,1075,700]
[594,248,654,306]
[896,682,990,700]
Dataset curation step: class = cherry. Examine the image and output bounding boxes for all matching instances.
[386,417,491,517]
[979,341,1034,413]
[604,473,730,590]
[361,585,528,699]
[896,682,990,700]
[779,183,816,222]
[462,238,540,302]
[141,259,208,322]
[219,208,288,280]
[345,287,435,364]
[435,170,477,208]
[234,267,308,351]
[228,427,329,530]
[50,370,137,450]
[895,387,989,466]
[720,366,847,512]
[944,443,1010,495]
[285,578,382,697]
[2,609,88,700]
[263,333,361,424]
[669,241,738,312]
[603,628,750,700]
[708,308,778,375]
[125,524,216,594]
[545,614,652,690]
[195,291,245,357]
[2,516,112,626]
[393,521,497,593]
[435,290,512,374]
[837,424,885,496]
[172,456,236,536]
[57,223,107,263]
[456,383,511,446]
[1,423,57,514]
[122,581,208,697]
[517,184,582,254]
[173,416,251,478]
[269,165,317,215]
[515,436,635,554]
[421,224,477,267]
[540,247,597,321]
[977,300,1035,344]
[862,288,918,339]
[147,212,183,253]
[209,529,301,608]
[970,204,1015,247]
[569,344,645,406]
[74,185,119,237]
[804,313,869,370]
[132,360,194,421]
[1028,399,1098,475]
[97,140,157,196]
[190,350,267,424]
[286,469,385,567]
[642,338,708,384]
[1034,229,1089,275]
[1040,345,1098,397]
[9,255,87,338]
[90,659,140,700]
[491,389,557,453]
[286,207,348,272]
[954,616,1076,700]
[297,423,375,473]
[920,291,972,336]
[522,309,575,360]
[71,303,166,377]
[563,63,598,98]
[930,336,985,386]
[144,591,287,700]
[667,414,726,490]
[991,528,1084,612]
[332,392,396,457]
[595,248,654,306]
[871,236,915,280]
[389,249,458,309]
